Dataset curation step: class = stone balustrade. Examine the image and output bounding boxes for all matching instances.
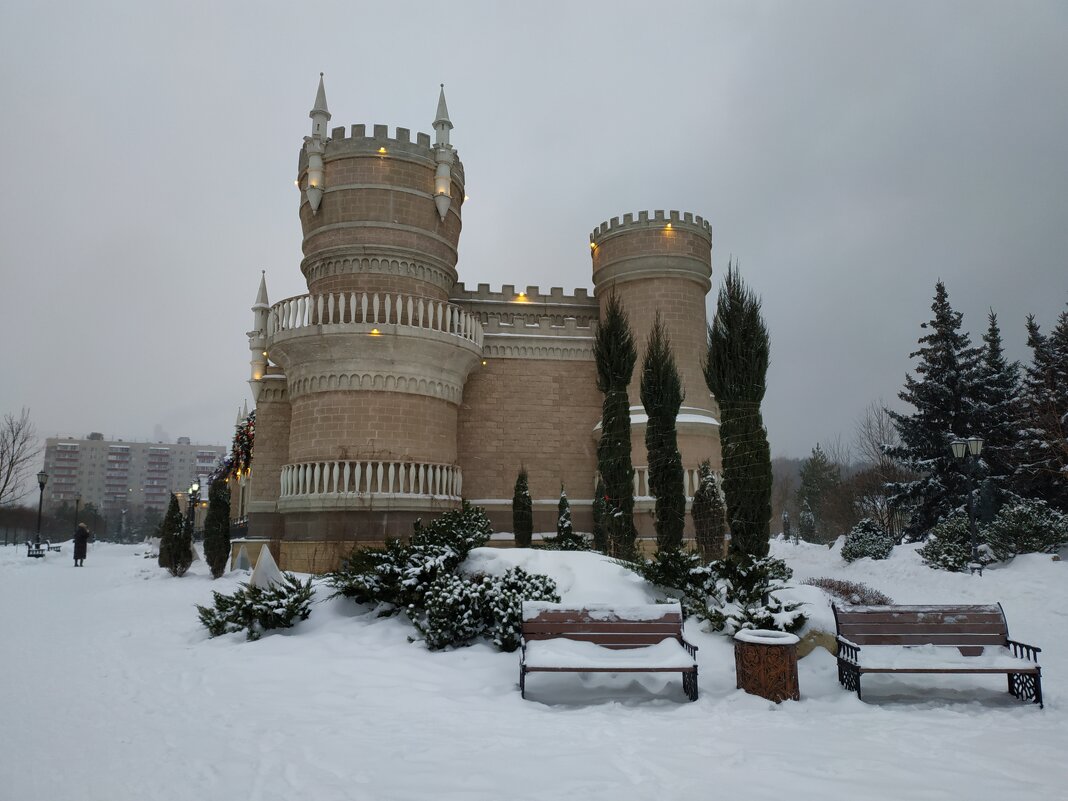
[267,292,483,348]
[595,466,705,500]
[280,460,462,500]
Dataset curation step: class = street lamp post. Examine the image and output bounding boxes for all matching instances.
[74,493,81,532]
[35,471,48,547]
[186,481,200,541]
[950,436,984,575]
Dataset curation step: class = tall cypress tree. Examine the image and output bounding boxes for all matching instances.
[886,281,984,539]
[157,494,187,575]
[640,312,686,552]
[1014,306,1068,512]
[592,478,608,553]
[556,484,573,538]
[594,293,638,558]
[704,262,772,561]
[203,477,231,579]
[512,468,533,547]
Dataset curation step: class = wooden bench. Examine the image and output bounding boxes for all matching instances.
[520,601,699,701]
[833,604,1043,707]
[26,542,45,558]
[46,541,61,552]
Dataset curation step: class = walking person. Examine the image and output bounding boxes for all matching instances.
[73,523,90,567]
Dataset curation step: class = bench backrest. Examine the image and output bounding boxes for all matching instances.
[521,602,684,650]
[833,604,1009,655]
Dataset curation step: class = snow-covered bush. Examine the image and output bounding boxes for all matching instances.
[841,518,894,562]
[802,577,893,606]
[918,513,975,572]
[412,567,559,652]
[983,499,1068,562]
[328,502,491,609]
[539,532,592,551]
[626,550,806,635]
[197,573,314,641]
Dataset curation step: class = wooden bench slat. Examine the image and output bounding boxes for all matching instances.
[858,667,1040,675]
[839,622,1008,636]
[843,633,1008,646]
[523,622,684,634]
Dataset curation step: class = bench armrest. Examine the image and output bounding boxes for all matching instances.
[1006,639,1041,662]
[836,635,861,665]
[680,638,699,658]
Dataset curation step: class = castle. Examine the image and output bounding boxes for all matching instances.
[237,76,721,572]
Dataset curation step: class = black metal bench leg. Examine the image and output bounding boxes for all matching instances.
[520,667,526,700]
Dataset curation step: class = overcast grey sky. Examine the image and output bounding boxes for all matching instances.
[1,0,1066,463]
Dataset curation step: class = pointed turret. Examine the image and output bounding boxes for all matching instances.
[433,84,453,147]
[309,72,331,139]
[432,84,455,221]
[236,405,244,426]
[248,271,270,402]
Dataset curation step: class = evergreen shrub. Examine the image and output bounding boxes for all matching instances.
[983,499,1068,562]
[918,514,976,572]
[512,469,533,547]
[841,518,894,563]
[197,573,314,641]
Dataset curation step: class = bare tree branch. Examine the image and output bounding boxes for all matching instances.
[0,408,41,507]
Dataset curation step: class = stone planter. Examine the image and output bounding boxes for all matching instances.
[733,629,801,702]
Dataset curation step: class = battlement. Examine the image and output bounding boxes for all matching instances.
[299,123,465,181]
[480,315,594,337]
[450,282,597,307]
[589,210,712,244]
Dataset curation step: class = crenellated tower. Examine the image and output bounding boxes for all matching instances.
[590,211,721,512]
[245,77,482,562]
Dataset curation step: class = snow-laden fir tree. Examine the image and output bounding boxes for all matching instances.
[886,281,986,540]
[841,518,894,563]
[691,460,725,560]
[1013,306,1068,513]
[972,311,1022,520]
[202,477,231,579]
[556,484,573,538]
[704,262,772,560]
[512,468,533,547]
[795,443,841,539]
[640,312,686,552]
[594,292,638,558]
[798,500,816,541]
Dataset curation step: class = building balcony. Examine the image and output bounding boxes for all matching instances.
[278,459,462,513]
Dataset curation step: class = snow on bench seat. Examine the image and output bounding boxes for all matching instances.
[851,644,1039,672]
[522,601,682,622]
[523,636,697,671]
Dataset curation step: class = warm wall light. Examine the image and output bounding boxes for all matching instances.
[665,223,672,229]
[590,242,596,249]
[481,360,487,366]
[370,328,381,336]
[294,180,299,187]
[378,147,387,154]
[464,195,470,201]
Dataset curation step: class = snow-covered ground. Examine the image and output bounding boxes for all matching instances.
[1,539,1064,801]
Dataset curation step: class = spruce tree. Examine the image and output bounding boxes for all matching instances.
[691,460,726,560]
[640,312,686,552]
[886,281,985,539]
[591,478,608,553]
[973,311,1021,519]
[203,477,231,579]
[157,494,187,575]
[704,262,772,561]
[795,444,841,537]
[1014,306,1068,512]
[512,468,533,547]
[594,293,638,558]
[556,484,573,538]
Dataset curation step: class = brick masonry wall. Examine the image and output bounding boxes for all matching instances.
[248,397,291,507]
[287,390,458,465]
[458,358,602,504]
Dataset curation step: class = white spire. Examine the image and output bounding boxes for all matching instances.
[253,270,269,310]
[242,399,249,419]
[235,405,244,426]
[433,84,453,148]
[309,72,331,140]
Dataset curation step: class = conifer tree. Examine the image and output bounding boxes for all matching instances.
[556,484,573,538]
[1014,306,1068,512]
[592,478,608,553]
[973,311,1021,519]
[203,477,231,579]
[704,262,772,560]
[795,444,841,537]
[691,460,725,560]
[886,281,985,539]
[640,312,686,552]
[157,494,189,575]
[594,293,638,558]
[512,468,533,547]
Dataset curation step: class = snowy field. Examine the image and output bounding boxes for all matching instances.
[1,539,1065,801]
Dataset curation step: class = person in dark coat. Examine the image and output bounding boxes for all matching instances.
[73,523,90,567]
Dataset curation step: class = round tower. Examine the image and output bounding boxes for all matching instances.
[263,78,481,545]
[590,210,721,513]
